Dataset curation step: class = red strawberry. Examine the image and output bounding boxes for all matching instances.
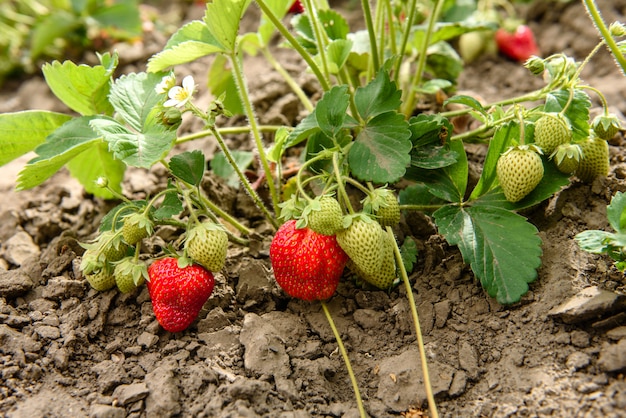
[495,25,539,62]
[270,220,348,301]
[147,257,215,333]
[288,0,304,14]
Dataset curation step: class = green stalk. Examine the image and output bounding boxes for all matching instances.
[320,301,367,418]
[387,226,439,418]
[253,0,330,90]
[333,152,354,214]
[392,0,419,81]
[302,0,331,82]
[228,50,281,221]
[261,47,314,112]
[582,0,626,75]
[208,124,279,230]
[402,0,446,116]
[361,0,379,73]
[175,125,283,145]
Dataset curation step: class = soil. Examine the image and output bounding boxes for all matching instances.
[1,1,626,417]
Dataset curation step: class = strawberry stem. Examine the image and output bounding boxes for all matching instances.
[320,300,367,418]
[387,226,439,418]
[333,152,355,215]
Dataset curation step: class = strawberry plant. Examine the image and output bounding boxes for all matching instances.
[0,0,624,415]
[576,191,626,272]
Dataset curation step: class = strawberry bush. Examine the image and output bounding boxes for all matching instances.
[0,0,624,414]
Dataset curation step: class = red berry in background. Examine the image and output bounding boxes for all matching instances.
[270,220,349,301]
[288,0,304,14]
[495,25,539,62]
[147,257,215,333]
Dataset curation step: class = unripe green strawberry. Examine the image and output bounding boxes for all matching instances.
[80,247,104,275]
[86,266,116,291]
[98,231,128,262]
[336,215,385,279]
[348,231,396,289]
[534,113,572,155]
[496,145,544,203]
[374,190,400,227]
[575,136,609,183]
[122,213,154,245]
[114,258,147,293]
[551,143,583,175]
[185,222,228,272]
[592,114,621,140]
[307,195,343,236]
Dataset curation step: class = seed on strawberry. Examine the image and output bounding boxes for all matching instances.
[122,213,154,245]
[185,222,228,272]
[270,220,349,301]
[551,143,583,175]
[534,113,572,155]
[114,257,147,293]
[575,136,609,183]
[147,257,215,333]
[336,215,385,279]
[496,145,544,203]
[85,265,116,291]
[348,231,396,289]
[592,114,622,141]
[307,195,343,236]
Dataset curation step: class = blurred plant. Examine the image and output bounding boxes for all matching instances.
[0,0,142,86]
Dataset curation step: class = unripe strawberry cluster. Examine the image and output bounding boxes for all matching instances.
[270,188,402,301]
[81,198,230,332]
[496,111,619,203]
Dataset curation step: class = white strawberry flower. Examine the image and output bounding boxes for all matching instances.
[155,74,176,95]
[163,75,196,108]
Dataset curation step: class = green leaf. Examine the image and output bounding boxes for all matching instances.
[325,39,353,74]
[349,111,412,183]
[30,10,81,59]
[66,141,126,199]
[267,127,291,163]
[91,2,142,37]
[318,9,349,40]
[425,41,463,84]
[147,21,225,72]
[415,79,453,95]
[355,70,402,120]
[170,150,206,186]
[607,191,626,232]
[444,94,487,116]
[42,60,115,116]
[575,230,613,254]
[256,0,291,47]
[212,150,254,188]
[207,55,243,115]
[434,204,542,304]
[154,183,184,219]
[109,72,166,132]
[90,116,176,168]
[204,0,251,52]
[470,121,519,199]
[404,140,466,203]
[16,116,102,190]
[544,89,591,142]
[285,110,321,149]
[411,145,458,169]
[0,111,73,166]
[316,85,351,137]
[398,183,448,212]
[409,113,453,148]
